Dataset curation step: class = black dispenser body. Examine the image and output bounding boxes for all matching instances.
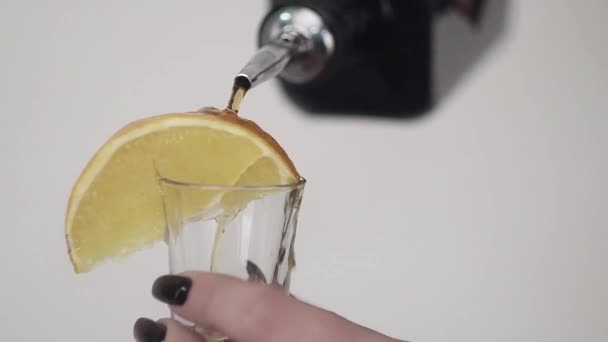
[261,0,484,117]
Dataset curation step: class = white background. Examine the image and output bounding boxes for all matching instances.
[1,1,607,341]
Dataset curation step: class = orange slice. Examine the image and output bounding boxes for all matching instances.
[65,107,300,273]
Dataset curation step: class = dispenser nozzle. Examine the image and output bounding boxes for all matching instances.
[235,31,308,91]
[234,6,335,91]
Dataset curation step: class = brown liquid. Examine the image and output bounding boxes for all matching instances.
[227,84,248,113]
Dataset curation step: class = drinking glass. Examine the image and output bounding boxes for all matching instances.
[160,176,306,341]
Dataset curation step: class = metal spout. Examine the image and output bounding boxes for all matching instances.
[234,6,335,91]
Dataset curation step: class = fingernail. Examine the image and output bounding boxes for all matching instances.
[133,318,166,342]
[152,275,192,305]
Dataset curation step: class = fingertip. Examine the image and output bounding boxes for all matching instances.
[169,272,300,341]
[133,317,167,342]
[151,274,193,305]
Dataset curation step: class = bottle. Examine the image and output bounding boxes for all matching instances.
[235,0,484,118]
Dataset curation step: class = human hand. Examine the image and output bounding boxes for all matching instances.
[134,271,406,342]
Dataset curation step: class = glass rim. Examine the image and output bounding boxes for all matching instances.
[159,176,306,191]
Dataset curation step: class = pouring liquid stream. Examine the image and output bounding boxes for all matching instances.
[227,83,249,113]
[209,80,251,273]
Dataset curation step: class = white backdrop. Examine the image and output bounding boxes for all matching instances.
[1,1,606,341]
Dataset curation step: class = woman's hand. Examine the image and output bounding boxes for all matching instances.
[134,271,405,342]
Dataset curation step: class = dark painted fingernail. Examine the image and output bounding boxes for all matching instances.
[133,318,166,342]
[152,275,192,305]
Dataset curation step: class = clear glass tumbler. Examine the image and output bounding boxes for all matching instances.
[160,176,306,341]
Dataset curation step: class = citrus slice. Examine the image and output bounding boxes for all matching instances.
[65,107,300,273]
